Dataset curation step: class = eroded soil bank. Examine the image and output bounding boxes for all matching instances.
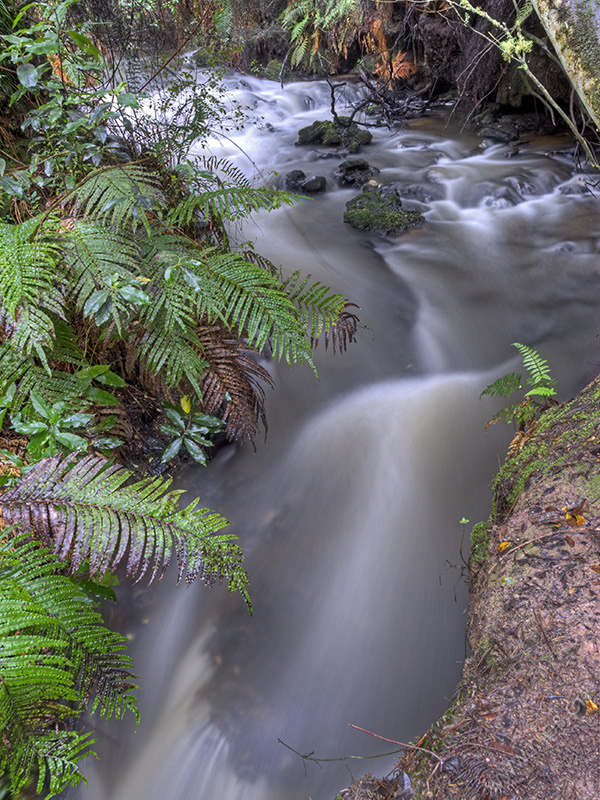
[341,375,600,799]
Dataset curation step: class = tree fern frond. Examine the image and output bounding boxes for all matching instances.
[0,217,65,369]
[0,454,249,594]
[139,325,208,397]
[197,323,273,444]
[281,270,350,342]
[0,345,86,411]
[11,305,57,369]
[192,250,312,365]
[0,217,64,320]
[66,221,141,311]
[0,531,140,797]
[198,157,253,189]
[0,534,137,723]
[65,165,165,234]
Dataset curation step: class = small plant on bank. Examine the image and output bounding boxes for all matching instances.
[160,396,223,465]
[481,342,557,431]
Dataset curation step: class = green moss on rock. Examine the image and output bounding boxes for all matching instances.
[296,117,372,153]
[343,189,424,234]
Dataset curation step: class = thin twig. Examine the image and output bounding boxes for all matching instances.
[348,724,444,765]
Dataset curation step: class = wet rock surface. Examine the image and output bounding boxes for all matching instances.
[344,186,425,234]
[335,158,380,188]
[297,117,373,153]
[283,170,327,193]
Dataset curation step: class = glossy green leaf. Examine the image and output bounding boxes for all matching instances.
[54,431,88,451]
[184,437,207,464]
[85,387,120,406]
[161,438,182,462]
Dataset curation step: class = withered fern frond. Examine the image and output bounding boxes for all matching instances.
[197,323,274,445]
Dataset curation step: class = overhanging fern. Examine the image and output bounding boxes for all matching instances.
[0,531,137,798]
[0,453,250,600]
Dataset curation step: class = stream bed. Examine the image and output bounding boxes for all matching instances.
[75,75,599,800]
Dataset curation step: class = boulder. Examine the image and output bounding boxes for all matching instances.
[296,117,372,154]
[283,170,326,193]
[343,187,425,234]
[334,158,380,188]
[478,122,520,143]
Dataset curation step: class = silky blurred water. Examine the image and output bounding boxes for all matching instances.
[74,75,599,800]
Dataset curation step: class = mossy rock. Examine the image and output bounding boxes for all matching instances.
[344,188,425,234]
[296,117,372,153]
[264,59,284,82]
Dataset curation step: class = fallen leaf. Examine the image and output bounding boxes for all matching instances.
[497,541,510,552]
[586,699,598,713]
[590,565,600,573]
[564,535,575,547]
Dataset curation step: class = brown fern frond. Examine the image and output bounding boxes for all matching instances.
[318,303,360,354]
[197,323,274,445]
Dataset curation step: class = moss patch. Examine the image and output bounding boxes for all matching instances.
[343,189,424,234]
[296,117,373,153]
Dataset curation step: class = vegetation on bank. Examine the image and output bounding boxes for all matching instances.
[0,0,360,794]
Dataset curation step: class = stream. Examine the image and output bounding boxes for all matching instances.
[75,75,599,800]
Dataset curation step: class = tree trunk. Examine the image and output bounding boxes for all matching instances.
[530,0,600,132]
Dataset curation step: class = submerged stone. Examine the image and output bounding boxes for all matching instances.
[343,187,425,234]
[296,117,372,153]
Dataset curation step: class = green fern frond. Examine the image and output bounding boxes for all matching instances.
[480,371,522,399]
[282,270,347,341]
[213,0,233,40]
[524,385,556,399]
[0,532,138,797]
[1,534,137,723]
[0,217,65,369]
[200,157,253,189]
[192,250,311,365]
[512,342,555,390]
[67,221,141,311]
[141,235,314,368]
[168,185,298,227]
[45,318,87,368]
[65,165,165,234]
[139,325,208,397]
[0,454,249,597]
[0,345,88,412]
[0,217,63,320]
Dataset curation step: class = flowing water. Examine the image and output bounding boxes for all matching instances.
[77,76,599,800]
